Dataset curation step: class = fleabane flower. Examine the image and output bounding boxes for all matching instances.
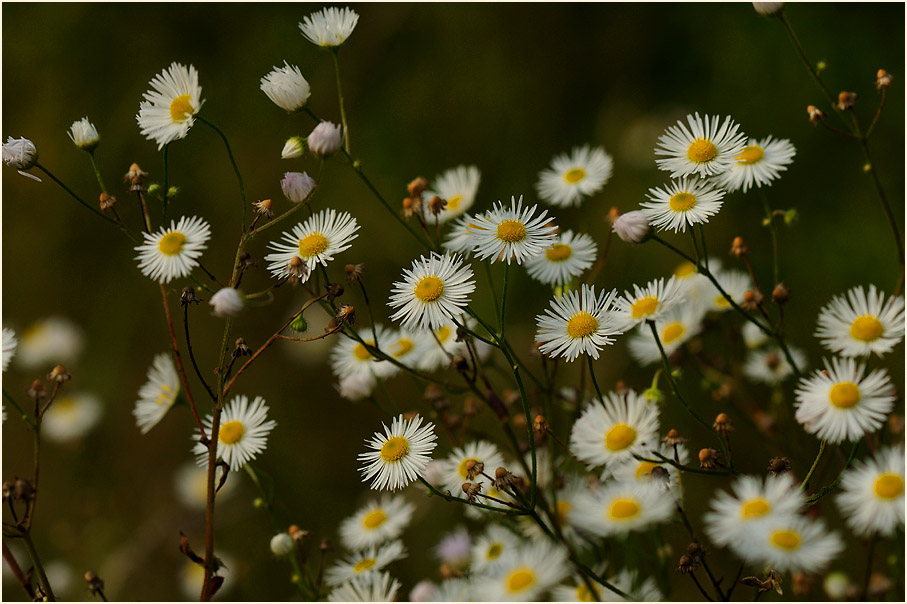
[281,171,316,203]
[794,356,895,443]
[136,62,204,150]
[193,395,276,471]
[654,112,746,178]
[68,117,99,151]
[134,216,211,283]
[358,414,438,491]
[535,284,621,361]
[384,328,431,368]
[612,210,652,244]
[641,176,725,233]
[329,571,400,603]
[2,328,17,372]
[815,285,905,358]
[570,389,659,469]
[746,516,843,574]
[471,524,521,574]
[703,475,804,549]
[299,6,359,48]
[573,482,674,538]
[717,136,796,193]
[704,268,750,312]
[552,569,662,603]
[627,304,705,365]
[264,209,359,282]
[339,494,416,550]
[466,196,557,264]
[326,540,407,586]
[308,121,343,157]
[438,440,505,498]
[415,319,469,372]
[535,145,613,207]
[209,287,244,318]
[525,230,597,286]
[42,392,103,443]
[837,446,905,537]
[743,345,807,385]
[612,276,686,330]
[329,324,397,383]
[442,214,481,256]
[2,136,40,181]
[16,317,83,368]
[388,252,475,331]
[260,62,311,112]
[424,165,481,224]
[133,353,180,434]
[474,540,569,601]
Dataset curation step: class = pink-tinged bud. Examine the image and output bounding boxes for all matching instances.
[281,171,316,203]
[209,287,244,318]
[612,210,652,243]
[307,121,343,157]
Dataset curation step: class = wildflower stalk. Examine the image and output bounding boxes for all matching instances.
[778,12,840,118]
[162,143,170,213]
[197,116,247,231]
[88,151,107,195]
[586,355,604,401]
[2,542,34,600]
[697,223,710,272]
[636,453,735,477]
[21,532,55,601]
[330,48,351,154]
[499,263,510,339]
[33,163,129,234]
[183,302,218,403]
[484,262,502,328]
[799,438,827,491]
[806,441,859,505]
[759,189,781,285]
[416,476,526,515]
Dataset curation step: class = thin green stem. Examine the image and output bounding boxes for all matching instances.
[330,48,351,154]
[499,263,510,339]
[688,227,703,264]
[697,223,709,271]
[806,441,857,504]
[779,11,842,120]
[586,355,604,401]
[799,439,827,491]
[760,189,781,285]
[22,532,55,601]
[484,262,501,331]
[417,476,526,515]
[197,116,247,231]
[865,87,887,139]
[88,151,107,194]
[2,389,27,423]
[162,143,170,215]
[856,136,905,273]
[33,163,118,226]
[638,452,736,477]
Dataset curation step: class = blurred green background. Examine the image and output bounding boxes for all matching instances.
[2,2,904,601]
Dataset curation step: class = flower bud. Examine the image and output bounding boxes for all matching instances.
[270,532,295,556]
[2,136,38,170]
[752,2,784,16]
[281,171,316,203]
[260,63,311,112]
[281,136,306,159]
[307,121,343,157]
[209,288,244,318]
[612,210,652,244]
[68,117,100,151]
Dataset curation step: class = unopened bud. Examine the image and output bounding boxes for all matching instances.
[772,282,790,304]
[768,456,792,476]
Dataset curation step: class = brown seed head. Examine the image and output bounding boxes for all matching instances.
[807,105,826,125]
[345,263,365,284]
[836,91,857,111]
[14,478,33,501]
[876,69,893,90]
[713,413,733,434]
[407,177,429,198]
[743,288,764,311]
[234,338,252,357]
[533,415,549,433]
[428,195,447,216]
[772,282,790,304]
[252,199,274,218]
[288,255,309,281]
[48,364,71,383]
[698,448,720,469]
[768,456,792,476]
[677,554,698,574]
[662,429,688,446]
[27,379,46,400]
[730,236,749,257]
[99,192,117,210]
[765,351,781,371]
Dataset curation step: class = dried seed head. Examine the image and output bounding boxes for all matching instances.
[465,460,484,481]
[698,448,720,469]
[713,413,733,434]
[407,177,429,199]
[676,554,699,574]
[533,415,550,433]
[876,69,893,90]
[768,456,792,476]
[26,379,46,400]
[84,571,105,596]
[428,195,447,216]
[2,481,12,501]
[772,282,790,304]
[686,542,706,561]
[452,355,469,373]
[233,338,252,358]
[48,364,71,383]
[836,91,857,111]
[649,465,671,486]
[344,263,365,284]
[335,305,355,326]
[807,105,826,126]
[288,255,309,282]
[743,288,764,311]
[662,429,687,446]
[124,162,149,191]
[461,481,482,503]
[325,282,344,301]
[181,286,200,307]
[493,467,518,490]
[252,198,274,218]
[14,478,33,501]
[99,192,117,210]
[730,236,749,257]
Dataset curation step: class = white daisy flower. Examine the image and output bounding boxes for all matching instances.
[430,578,471,602]
[387,252,475,331]
[338,373,378,402]
[837,446,905,537]
[326,540,407,586]
[438,440,505,499]
[434,527,471,567]
[612,276,686,330]
[746,516,843,574]
[382,328,429,371]
[717,136,796,193]
[525,230,597,286]
[471,524,521,575]
[133,352,180,434]
[570,389,660,469]
[703,268,750,312]
[415,319,469,372]
[424,165,481,224]
[136,62,204,150]
[299,6,359,48]
[193,395,277,471]
[329,571,400,602]
[2,136,38,171]
[68,117,99,151]
[794,357,895,443]
[260,62,311,112]
[815,285,905,358]
[572,482,674,538]
[466,196,558,265]
[517,476,591,549]
[330,325,397,383]
[535,145,613,207]
[742,320,771,349]
[134,216,211,283]
[474,540,569,601]
[16,316,83,369]
[640,176,725,233]
[358,414,438,491]
[339,494,416,551]
[442,214,482,256]
[535,284,622,362]
[42,392,103,443]
[654,112,746,178]
[552,569,662,602]
[173,461,237,510]
[627,304,705,365]
[703,475,804,549]
[2,328,17,372]
[209,287,244,318]
[743,345,807,385]
[264,209,359,282]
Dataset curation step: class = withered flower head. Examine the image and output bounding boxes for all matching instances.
[344,263,365,284]
[713,413,733,434]
[698,448,720,469]
[48,364,71,383]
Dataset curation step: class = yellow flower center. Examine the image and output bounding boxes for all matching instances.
[608,498,641,520]
[487,543,503,560]
[635,461,659,481]
[669,192,697,212]
[353,341,374,361]
[545,243,573,262]
[631,296,659,319]
[563,167,586,183]
[218,420,245,445]
[506,569,536,593]
[156,383,176,406]
[714,295,731,308]
[380,436,409,462]
[829,382,861,409]
[298,232,328,258]
[414,276,444,302]
[577,584,600,602]
[741,498,771,519]
[353,558,377,573]
[566,311,598,338]
[770,529,802,551]
[850,315,884,342]
[736,145,765,164]
[873,473,904,500]
[169,94,195,122]
[447,194,463,210]
[674,261,697,278]
[436,326,451,343]
[556,500,572,526]
[158,231,187,256]
[497,220,526,243]
[362,509,387,529]
[605,423,637,452]
[393,338,414,358]
[687,139,718,164]
[457,457,480,479]
[661,322,685,344]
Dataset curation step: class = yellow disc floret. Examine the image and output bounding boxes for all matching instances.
[829,382,861,409]
[486,543,503,560]
[298,232,329,257]
[687,139,718,164]
[545,243,573,262]
[850,315,884,342]
[414,276,444,302]
[873,473,905,500]
[770,529,802,551]
[169,95,195,122]
[609,498,641,520]
[158,232,187,256]
[669,192,697,212]
[566,311,598,339]
[380,436,409,462]
[353,558,377,573]
[362,509,387,529]
[446,195,463,210]
[218,420,245,445]
[631,296,659,319]
[736,145,765,164]
[353,341,374,361]
[661,322,685,344]
[605,423,637,452]
[741,498,771,519]
[506,569,536,593]
[497,220,527,243]
[563,168,587,184]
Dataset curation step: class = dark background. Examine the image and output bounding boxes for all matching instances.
[2,3,904,601]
